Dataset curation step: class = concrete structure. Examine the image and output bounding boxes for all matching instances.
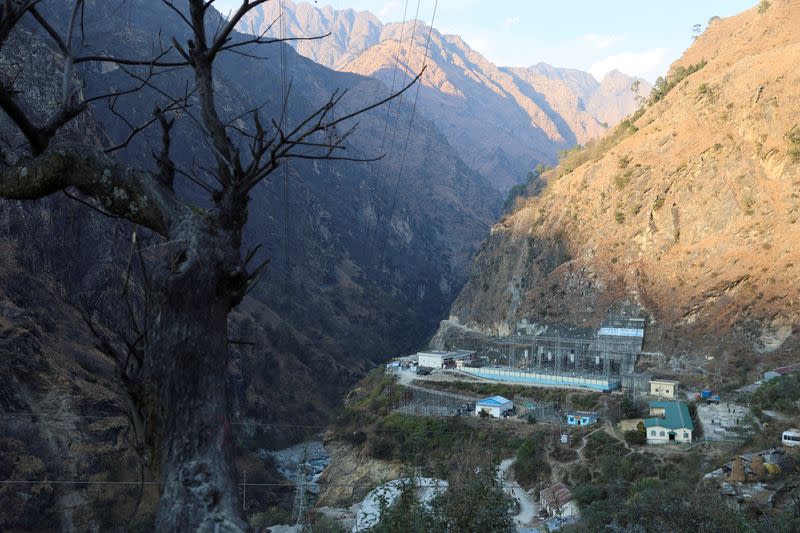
[436,310,644,393]
[621,372,652,393]
[416,349,475,369]
[566,411,598,426]
[474,312,647,393]
[475,395,513,418]
[539,482,578,517]
[649,379,680,399]
[454,358,479,369]
[509,316,644,378]
[643,401,694,444]
[698,401,749,441]
[764,363,800,382]
[461,367,620,392]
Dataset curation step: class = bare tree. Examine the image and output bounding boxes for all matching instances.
[0,1,419,530]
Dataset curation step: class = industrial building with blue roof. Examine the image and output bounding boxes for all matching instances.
[475,395,514,418]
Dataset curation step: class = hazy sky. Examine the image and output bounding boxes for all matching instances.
[215,0,757,82]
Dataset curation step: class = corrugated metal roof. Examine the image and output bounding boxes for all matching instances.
[566,411,598,418]
[540,482,572,506]
[643,401,694,431]
[476,395,512,407]
[417,349,476,360]
[597,327,644,338]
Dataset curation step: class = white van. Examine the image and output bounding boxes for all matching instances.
[782,429,800,447]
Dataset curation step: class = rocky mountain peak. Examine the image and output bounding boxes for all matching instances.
[440,0,800,369]
[238,2,647,192]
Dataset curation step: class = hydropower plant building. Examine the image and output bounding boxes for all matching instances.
[456,314,646,392]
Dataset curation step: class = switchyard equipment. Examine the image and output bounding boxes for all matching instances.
[444,313,645,392]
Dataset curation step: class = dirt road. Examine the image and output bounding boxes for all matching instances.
[498,458,538,528]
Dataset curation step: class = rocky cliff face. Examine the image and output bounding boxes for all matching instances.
[239,2,649,192]
[439,0,800,372]
[238,0,382,69]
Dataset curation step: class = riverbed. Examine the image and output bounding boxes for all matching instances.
[263,438,330,494]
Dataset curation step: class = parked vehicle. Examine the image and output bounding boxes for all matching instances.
[696,389,721,404]
[782,429,800,447]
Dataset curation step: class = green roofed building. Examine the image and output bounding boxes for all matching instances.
[643,401,694,444]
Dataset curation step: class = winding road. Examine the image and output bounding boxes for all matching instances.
[498,458,539,528]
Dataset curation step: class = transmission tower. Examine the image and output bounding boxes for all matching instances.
[291,446,309,527]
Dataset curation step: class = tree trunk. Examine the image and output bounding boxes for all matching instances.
[137,218,249,532]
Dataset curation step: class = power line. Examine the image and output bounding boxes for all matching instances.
[278,0,292,290]
[382,0,424,176]
[364,0,411,256]
[377,0,412,154]
[367,0,424,262]
[378,0,440,264]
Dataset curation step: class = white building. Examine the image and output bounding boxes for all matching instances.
[475,395,513,418]
[416,349,475,369]
[649,379,680,399]
[644,401,694,444]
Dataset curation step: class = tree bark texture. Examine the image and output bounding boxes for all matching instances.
[138,214,249,532]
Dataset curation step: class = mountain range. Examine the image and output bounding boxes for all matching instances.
[436,0,800,378]
[238,0,650,191]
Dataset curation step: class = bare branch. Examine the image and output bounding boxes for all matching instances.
[0,144,186,236]
[244,258,270,294]
[286,153,383,163]
[153,106,176,190]
[61,0,85,104]
[0,83,45,152]
[73,53,188,68]
[326,69,425,131]
[63,188,124,221]
[0,0,41,49]
[0,80,86,154]
[239,69,424,192]
[161,1,195,33]
[218,32,331,55]
[243,243,261,267]
[173,164,216,193]
[103,83,195,154]
[206,0,272,60]
[27,6,67,53]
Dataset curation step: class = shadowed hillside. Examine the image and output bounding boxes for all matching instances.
[0,0,499,528]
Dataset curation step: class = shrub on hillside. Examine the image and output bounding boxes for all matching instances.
[751,374,800,414]
[649,60,708,104]
[513,436,551,489]
[787,127,800,163]
[623,426,647,446]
